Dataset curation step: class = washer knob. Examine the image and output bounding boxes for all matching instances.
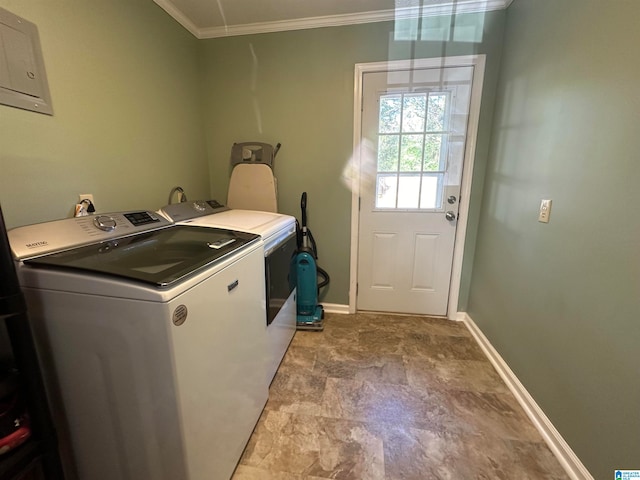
[93,215,117,231]
[193,201,207,212]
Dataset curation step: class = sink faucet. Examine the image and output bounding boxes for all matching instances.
[168,186,188,204]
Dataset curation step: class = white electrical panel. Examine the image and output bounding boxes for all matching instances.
[0,7,53,115]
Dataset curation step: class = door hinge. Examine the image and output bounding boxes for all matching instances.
[356,282,359,295]
[358,197,361,211]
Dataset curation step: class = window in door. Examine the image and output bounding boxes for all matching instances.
[375,91,450,210]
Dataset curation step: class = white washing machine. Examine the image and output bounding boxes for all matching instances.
[9,211,268,480]
[161,201,297,384]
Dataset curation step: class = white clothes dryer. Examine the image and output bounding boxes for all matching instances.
[161,201,297,384]
[9,211,267,480]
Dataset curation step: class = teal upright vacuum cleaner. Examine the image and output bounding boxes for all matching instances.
[296,192,329,331]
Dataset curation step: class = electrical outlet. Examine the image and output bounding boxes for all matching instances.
[538,199,552,223]
[79,194,94,203]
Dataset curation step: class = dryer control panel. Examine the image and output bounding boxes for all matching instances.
[160,199,229,223]
[9,210,172,260]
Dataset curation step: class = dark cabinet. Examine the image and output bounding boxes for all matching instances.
[0,319,64,480]
[0,205,64,480]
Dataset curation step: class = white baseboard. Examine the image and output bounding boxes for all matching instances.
[459,312,593,480]
[321,303,350,314]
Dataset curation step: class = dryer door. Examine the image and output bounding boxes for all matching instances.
[265,233,297,325]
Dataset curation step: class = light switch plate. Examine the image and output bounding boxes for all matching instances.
[538,199,552,223]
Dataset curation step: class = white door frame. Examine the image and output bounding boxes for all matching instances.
[348,55,486,319]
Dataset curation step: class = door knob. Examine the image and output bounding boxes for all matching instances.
[445,211,457,221]
[447,195,457,204]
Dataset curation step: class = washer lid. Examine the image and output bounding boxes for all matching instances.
[24,225,259,288]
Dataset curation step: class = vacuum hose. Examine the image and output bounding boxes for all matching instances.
[301,192,307,231]
[298,192,330,294]
[317,266,330,290]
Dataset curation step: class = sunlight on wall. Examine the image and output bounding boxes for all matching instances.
[341,138,376,197]
[248,43,263,133]
[393,0,486,43]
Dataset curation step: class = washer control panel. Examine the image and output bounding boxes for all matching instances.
[93,215,117,231]
[9,210,170,260]
[123,211,162,226]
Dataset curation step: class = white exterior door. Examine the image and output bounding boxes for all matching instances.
[356,63,477,316]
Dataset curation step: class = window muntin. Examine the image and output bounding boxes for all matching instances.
[375,91,450,210]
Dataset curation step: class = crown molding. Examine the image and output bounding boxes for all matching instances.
[153,0,200,38]
[155,0,513,40]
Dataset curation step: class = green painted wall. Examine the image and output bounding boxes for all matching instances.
[200,12,506,306]
[468,0,640,477]
[2,0,633,475]
[0,0,208,228]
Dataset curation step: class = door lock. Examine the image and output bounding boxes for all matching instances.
[445,211,457,221]
[447,195,457,204]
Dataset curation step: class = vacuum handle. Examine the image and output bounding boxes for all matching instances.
[300,192,307,227]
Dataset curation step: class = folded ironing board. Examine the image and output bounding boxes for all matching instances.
[227,142,280,213]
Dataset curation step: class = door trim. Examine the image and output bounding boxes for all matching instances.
[348,55,486,319]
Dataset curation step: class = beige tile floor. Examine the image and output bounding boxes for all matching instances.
[232,312,569,480]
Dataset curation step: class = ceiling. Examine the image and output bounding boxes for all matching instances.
[153,0,513,39]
